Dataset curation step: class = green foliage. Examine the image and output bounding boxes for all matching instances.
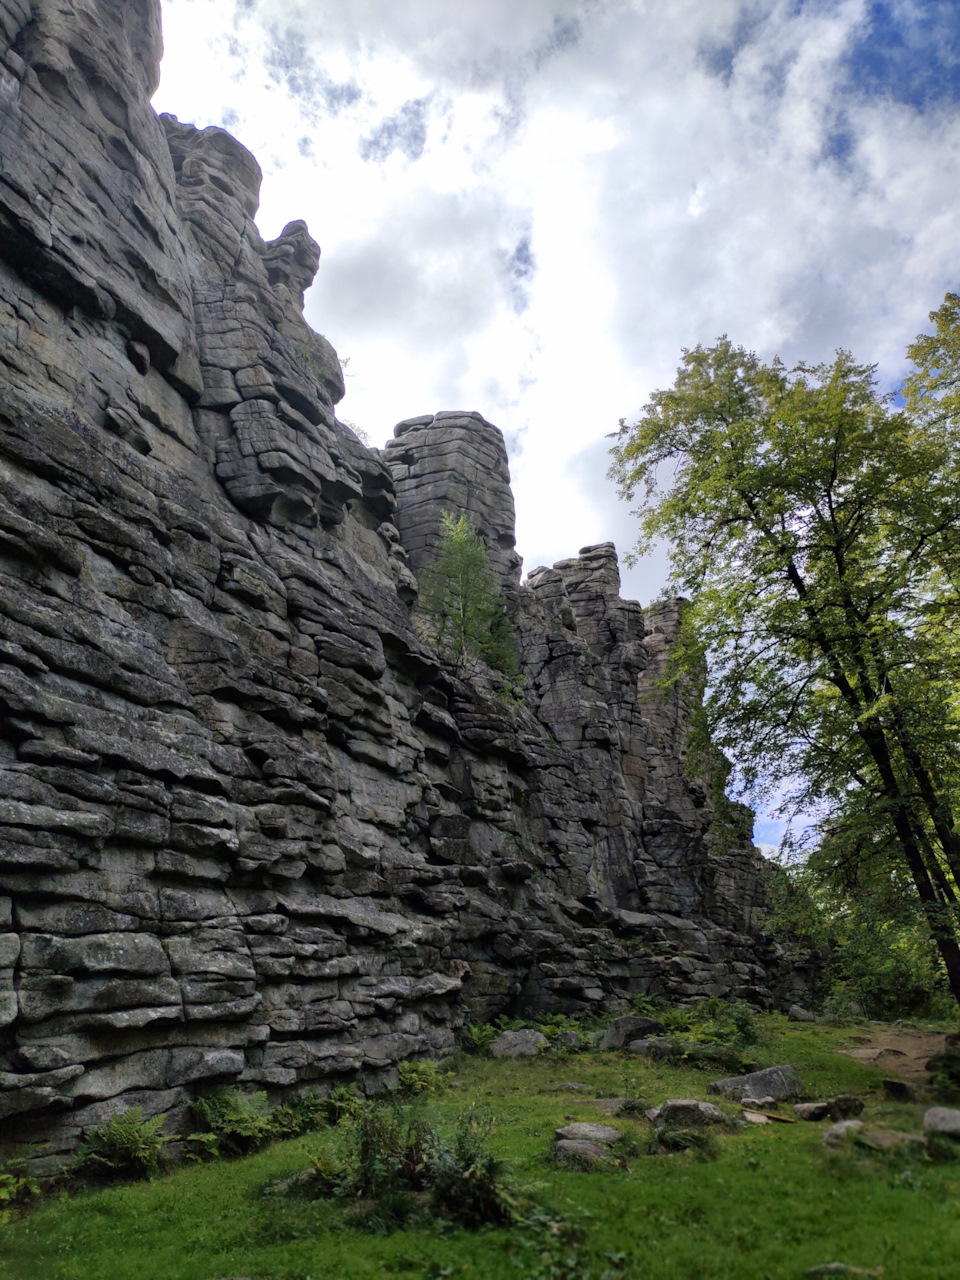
[609,328,960,1006]
[321,1082,365,1125]
[189,1089,276,1159]
[300,1098,525,1232]
[6,1017,960,1280]
[417,511,520,681]
[427,1109,523,1228]
[0,1160,40,1225]
[397,1059,447,1097]
[765,863,955,1019]
[659,997,761,1049]
[537,1013,586,1045]
[463,1021,501,1054]
[74,1108,167,1182]
[267,1089,329,1139]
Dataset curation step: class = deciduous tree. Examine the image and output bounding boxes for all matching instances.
[609,325,960,1004]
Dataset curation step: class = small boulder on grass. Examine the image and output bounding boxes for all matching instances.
[788,1004,818,1022]
[823,1120,864,1146]
[923,1106,960,1138]
[883,1079,918,1102]
[555,1122,622,1143]
[556,1138,610,1165]
[624,1036,674,1057]
[796,1096,864,1122]
[855,1128,926,1152]
[490,1029,547,1059]
[708,1064,802,1103]
[795,1102,832,1122]
[646,1099,725,1127]
[598,1016,666,1051]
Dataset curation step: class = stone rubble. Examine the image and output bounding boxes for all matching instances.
[0,0,791,1165]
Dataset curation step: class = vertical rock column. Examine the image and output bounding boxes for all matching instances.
[382,412,522,607]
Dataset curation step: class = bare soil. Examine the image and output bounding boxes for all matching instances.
[839,1026,949,1079]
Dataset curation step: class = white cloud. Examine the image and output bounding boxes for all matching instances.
[154,0,960,617]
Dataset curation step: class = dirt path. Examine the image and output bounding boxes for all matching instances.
[839,1026,949,1079]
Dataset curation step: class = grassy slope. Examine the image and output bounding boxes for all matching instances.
[3,1017,960,1280]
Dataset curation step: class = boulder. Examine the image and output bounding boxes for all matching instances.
[923,1106,960,1138]
[788,1004,817,1022]
[490,1029,548,1060]
[555,1138,610,1165]
[882,1079,917,1102]
[647,1099,725,1127]
[708,1064,802,1102]
[597,1016,666,1051]
[794,1102,831,1121]
[855,1127,925,1152]
[830,1095,864,1121]
[822,1120,864,1146]
[624,1036,675,1058]
[555,1122,622,1144]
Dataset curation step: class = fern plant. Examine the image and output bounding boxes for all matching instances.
[74,1108,167,1180]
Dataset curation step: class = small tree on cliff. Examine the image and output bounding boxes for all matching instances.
[609,324,960,1006]
[417,512,519,680]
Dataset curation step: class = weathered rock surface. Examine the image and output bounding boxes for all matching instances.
[0,0,787,1164]
[597,1015,665,1050]
[923,1106,960,1138]
[794,1102,831,1121]
[555,1138,610,1164]
[708,1065,803,1102]
[555,1121,622,1143]
[822,1119,864,1146]
[788,1004,817,1022]
[489,1029,547,1059]
[647,1099,725,1127]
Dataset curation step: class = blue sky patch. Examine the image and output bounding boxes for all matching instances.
[359,97,432,163]
[843,2,960,110]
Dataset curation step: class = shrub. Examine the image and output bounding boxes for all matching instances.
[397,1059,446,1098]
[295,1101,526,1232]
[463,1023,500,1055]
[188,1089,275,1159]
[0,1163,40,1223]
[321,1083,365,1125]
[536,1013,585,1046]
[427,1110,521,1227]
[268,1089,328,1139]
[74,1108,167,1181]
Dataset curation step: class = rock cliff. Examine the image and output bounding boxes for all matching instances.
[0,0,782,1169]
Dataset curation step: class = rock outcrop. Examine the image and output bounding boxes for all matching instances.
[0,0,783,1170]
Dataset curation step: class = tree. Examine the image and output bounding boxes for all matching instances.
[608,327,960,1005]
[417,512,519,680]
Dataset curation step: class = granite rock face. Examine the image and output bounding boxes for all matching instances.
[0,0,785,1167]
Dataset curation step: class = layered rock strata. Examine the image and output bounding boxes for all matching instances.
[0,0,781,1169]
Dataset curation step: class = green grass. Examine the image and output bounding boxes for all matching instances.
[3,1017,960,1280]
